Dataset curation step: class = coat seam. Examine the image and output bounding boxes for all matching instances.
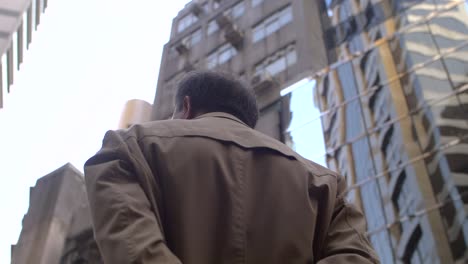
[234,149,247,264]
[126,133,337,180]
[343,200,374,261]
[105,168,137,263]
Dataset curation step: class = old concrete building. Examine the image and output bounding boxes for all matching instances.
[11,164,102,264]
[151,0,330,138]
[0,0,48,108]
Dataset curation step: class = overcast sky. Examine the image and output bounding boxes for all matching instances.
[0,0,189,262]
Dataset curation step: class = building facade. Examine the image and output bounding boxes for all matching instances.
[151,0,330,138]
[118,99,153,129]
[11,164,102,264]
[0,0,48,108]
[311,0,468,263]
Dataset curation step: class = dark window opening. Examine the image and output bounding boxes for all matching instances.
[391,170,406,209]
[445,153,468,174]
[380,122,394,155]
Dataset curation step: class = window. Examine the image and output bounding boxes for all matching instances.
[216,1,246,20]
[266,57,286,75]
[171,29,202,56]
[266,19,280,35]
[252,0,263,7]
[207,19,219,35]
[180,29,202,48]
[177,13,198,33]
[219,46,234,64]
[207,53,218,69]
[206,43,238,69]
[230,1,245,18]
[254,45,297,76]
[190,29,202,46]
[213,0,221,9]
[252,27,265,42]
[252,5,293,43]
[278,6,293,25]
[201,2,210,12]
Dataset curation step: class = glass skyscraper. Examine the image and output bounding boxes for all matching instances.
[305,0,468,263]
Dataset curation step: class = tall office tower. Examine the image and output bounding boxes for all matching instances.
[314,0,468,263]
[151,0,330,138]
[0,0,48,108]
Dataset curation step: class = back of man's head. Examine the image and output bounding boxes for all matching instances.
[174,71,259,128]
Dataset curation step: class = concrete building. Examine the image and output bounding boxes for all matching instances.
[0,0,48,108]
[311,0,468,263]
[11,164,102,264]
[151,0,330,138]
[118,99,153,129]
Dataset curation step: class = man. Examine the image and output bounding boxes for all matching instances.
[85,71,379,263]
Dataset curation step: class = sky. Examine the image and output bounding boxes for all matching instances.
[0,0,189,262]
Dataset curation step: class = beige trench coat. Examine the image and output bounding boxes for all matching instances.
[85,112,379,264]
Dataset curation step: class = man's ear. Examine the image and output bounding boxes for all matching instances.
[182,96,195,119]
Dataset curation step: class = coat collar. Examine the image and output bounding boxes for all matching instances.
[195,112,249,127]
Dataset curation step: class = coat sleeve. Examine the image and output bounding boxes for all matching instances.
[317,175,380,264]
[84,130,181,264]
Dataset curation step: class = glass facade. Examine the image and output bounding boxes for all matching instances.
[310,0,468,263]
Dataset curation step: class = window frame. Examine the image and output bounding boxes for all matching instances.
[252,0,263,7]
[177,13,198,33]
[254,44,297,76]
[252,5,293,43]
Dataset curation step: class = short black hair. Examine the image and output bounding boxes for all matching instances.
[174,71,259,128]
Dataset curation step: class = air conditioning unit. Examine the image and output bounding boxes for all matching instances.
[189,2,203,16]
[251,73,278,92]
[183,62,195,72]
[216,13,232,28]
[224,24,243,49]
[175,39,189,55]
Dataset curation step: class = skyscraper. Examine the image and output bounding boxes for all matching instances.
[151,0,330,139]
[314,0,468,263]
[0,0,48,108]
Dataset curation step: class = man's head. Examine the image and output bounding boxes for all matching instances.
[172,71,259,128]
